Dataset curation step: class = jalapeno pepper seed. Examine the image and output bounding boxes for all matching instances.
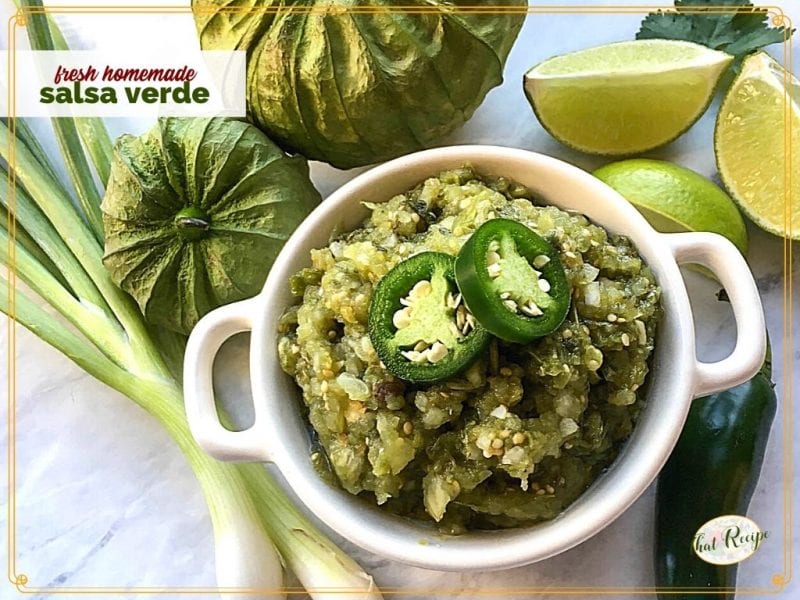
[368,252,491,383]
[455,218,571,343]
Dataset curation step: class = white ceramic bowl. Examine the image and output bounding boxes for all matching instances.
[184,146,765,571]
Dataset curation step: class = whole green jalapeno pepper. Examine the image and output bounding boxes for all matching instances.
[655,342,777,599]
[454,218,570,343]
[368,252,491,383]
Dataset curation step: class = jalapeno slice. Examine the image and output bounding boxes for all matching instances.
[368,252,491,383]
[454,219,570,343]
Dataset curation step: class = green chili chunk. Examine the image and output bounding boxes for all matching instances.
[368,252,491,383]
[455,219,570,343]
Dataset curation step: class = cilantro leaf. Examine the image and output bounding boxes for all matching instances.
[725,26,788,56]
[637,0,793,60]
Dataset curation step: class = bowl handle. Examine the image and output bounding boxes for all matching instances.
[183,297,271,462]
[662,232,766,398]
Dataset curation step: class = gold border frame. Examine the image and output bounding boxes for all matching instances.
[4,3,794,596]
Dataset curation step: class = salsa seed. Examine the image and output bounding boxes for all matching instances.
[499,429,511,439]
[533,254,550,268]
[520,303,543,317]
[621,333,630,347]
[399,297,412,307]
[500,292,511,300]
[320,381,329,393]
[401,350,428,363]
[322,369,334,379]
[531,482,541,491]
[414,340,428,352]
[512,432,525,445]
[487,263,502,278]
[536,489,546,496]
[545,484,555,494]
[560,418,579,436]
[410,280,432,298]
[491,438,504,449]
[489,240,500,252]
[393,307,412,329]
[449,322,462,339]
[503,299,518,312]
[562,329,573,339]
[564,251,577,259]
[456,306,466,329]
[538,278,551,293]
[446,292,463,310]
[447,292,462,309]
[586,359,601,371]
[403,421,414,435]
[427,342,449,363]
[462,314,476,335]
[487,251,501,265]
[559,477,566,485]
[635,319,647,345]
[607,313,618,322]
[490,404,508,419]
[500,367,512,376]
[617,317,626,323]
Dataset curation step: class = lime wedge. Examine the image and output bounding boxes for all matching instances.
[594,159,748,255]
[524,40,733,155]
[714,52,800,240]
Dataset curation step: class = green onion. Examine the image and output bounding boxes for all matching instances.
[2,3,383,598]
[25,4,104,241]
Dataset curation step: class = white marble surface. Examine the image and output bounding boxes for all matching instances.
[1,0,798,598]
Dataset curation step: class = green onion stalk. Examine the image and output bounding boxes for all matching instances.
[1,3,382,599]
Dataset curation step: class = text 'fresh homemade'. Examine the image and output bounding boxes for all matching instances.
[40,64,210,105]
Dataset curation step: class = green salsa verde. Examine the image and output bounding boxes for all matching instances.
[277,167,661,533]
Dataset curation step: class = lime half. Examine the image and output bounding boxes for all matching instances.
[594,159,748,255]
[524,40,733,155]
[715,52,800,240]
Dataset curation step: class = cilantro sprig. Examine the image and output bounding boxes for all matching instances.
[637,0,794,62]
